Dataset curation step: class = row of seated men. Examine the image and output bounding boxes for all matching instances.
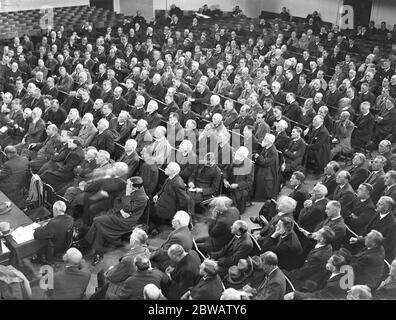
[3,192,395,300]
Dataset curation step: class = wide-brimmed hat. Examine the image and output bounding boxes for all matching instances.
[237,256,254,278]
[227,265,245,284]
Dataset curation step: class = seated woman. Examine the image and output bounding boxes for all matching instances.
[84,176,148,266]
[195,196,240,254]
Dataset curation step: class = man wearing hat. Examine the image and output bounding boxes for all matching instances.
[0,145,29,204]
[252,133,280,202]
[85,176,148,266]
[181,259,224,300]
[47,248,91,300]
[40,138,85,192]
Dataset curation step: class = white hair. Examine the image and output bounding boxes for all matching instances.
[173,210,190,227]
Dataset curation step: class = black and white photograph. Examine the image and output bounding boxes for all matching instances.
[0,0,395,306]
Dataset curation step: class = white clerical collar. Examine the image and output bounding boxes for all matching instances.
[380,212,389,220]
[315,244,325,249]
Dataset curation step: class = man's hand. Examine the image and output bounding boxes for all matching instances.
[303,200,312,208]
[284,292,294,300]
[153,194,159,203]
[230,183,238,189]
[223,180,231,188]
[120,209,130,218]
[349,237,358,244]
[188,182,195,188]
[78,181,87,191]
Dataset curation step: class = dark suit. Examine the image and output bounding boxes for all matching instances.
[34,214,74,258]
[25,118,46,144]
[60,119,82,136]
[306,125,331,171]
[118,151,140,178]
[364,169,386,204]
[41,147,85,192]
[190,274,224,300]
[343,198,376,235]
[352,112,375,150]
[287,244,333,291]
[349,164,370,190]
[364,213,396,262]
[201,207,240,253]
[119,268,167,300]
[320,174,337,197]
[48,265,91,300]
[260,231,303,270]
[85,188,148,251]
[144,111,162,130]
[382,184,396,202]
[288,184,310,220]
[254,267,286,300]
[151,226,193,272]
[211,232,253,277]
[284,138,306,172]
[82,177,127,225]
[314,216,346,250]
[330,183,355,211]
[155,175,190,220]
[298,198,327,233]
[352,246,385,289]
[164,251,201,300]
[0,154,29,203]
[294,273,347,300]
[90,130,115,156]
[274,131,289,153]
[105,245,150,284]
[253,145,280,201]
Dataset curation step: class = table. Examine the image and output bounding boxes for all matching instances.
[0,191,47,267]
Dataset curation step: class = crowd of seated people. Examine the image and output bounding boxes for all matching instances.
[1,2,396,300]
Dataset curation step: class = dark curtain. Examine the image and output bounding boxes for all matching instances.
[343,0,373,28]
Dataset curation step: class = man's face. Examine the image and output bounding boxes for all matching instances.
[376,197,388,213]
[371,157,383,171]
[325,204,335,218]
[384,173,394,186]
